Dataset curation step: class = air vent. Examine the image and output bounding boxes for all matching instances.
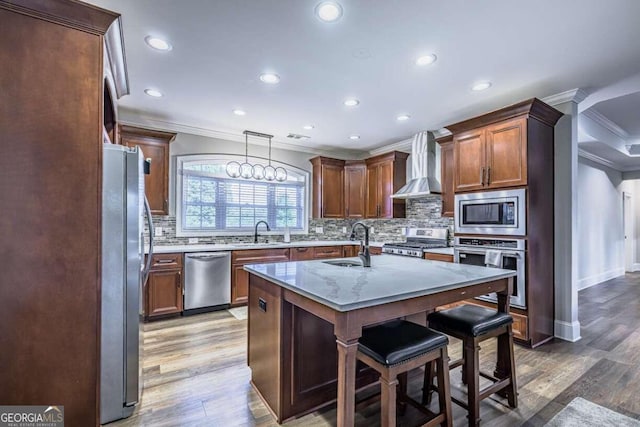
[287,133,310,140]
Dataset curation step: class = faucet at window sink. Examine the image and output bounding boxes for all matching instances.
[254,220,271,244]
[349,221,371,267]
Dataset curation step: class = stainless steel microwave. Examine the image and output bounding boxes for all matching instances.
[454,188,526,236]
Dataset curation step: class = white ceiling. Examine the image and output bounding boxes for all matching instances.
[90,0,640,152]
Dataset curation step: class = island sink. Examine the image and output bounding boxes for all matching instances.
[321,260,362,268]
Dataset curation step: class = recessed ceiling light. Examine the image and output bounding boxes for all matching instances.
[315,1,343,22]
[303,125,315,130]
[344,98,360,107]
[144,36,172,51]
[233,109,246,116]
[349,135,360,140]
[471,81,492,91]
[144,89,163,98]
[396,114,411,121]
[259,73,280,84]
[415,54,437,66]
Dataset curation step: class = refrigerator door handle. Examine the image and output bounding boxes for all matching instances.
[143,196,154,285]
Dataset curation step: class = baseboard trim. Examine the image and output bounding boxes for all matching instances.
[577,268,625,290]
[554,320,582,342]
[631,263,640,272]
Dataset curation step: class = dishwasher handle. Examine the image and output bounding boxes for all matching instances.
[186,252,230,261]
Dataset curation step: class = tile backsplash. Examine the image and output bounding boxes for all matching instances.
[145,196,453,246]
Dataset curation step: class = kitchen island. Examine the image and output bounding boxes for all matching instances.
[244,255,516,426]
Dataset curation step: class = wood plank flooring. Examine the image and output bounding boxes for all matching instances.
[109,273,640,426]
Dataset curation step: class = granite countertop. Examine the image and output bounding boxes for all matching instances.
[423,247,454,255]
[148,240,386,254]
[244,254,515,312]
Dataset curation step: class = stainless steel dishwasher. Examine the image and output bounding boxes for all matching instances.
[184,252,231,314]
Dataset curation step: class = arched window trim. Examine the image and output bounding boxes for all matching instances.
[176,154,310,237]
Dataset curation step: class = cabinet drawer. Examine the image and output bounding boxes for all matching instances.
[312,246,343,259]
[424,253,454,263]
[290,246,315,261]
[232,248,291,264]
[510,311,528,341]
[149,252,182,270]
[369,246,382,255]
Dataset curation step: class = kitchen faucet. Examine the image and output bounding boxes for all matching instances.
[349,221,371,267]
[254,220,271,243]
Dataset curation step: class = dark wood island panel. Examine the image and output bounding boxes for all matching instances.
[248,275,377,423]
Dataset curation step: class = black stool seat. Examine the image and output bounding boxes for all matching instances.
[428,304,513,337]
[359,320,448,366]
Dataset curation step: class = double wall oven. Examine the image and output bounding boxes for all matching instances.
[453,188,527,309]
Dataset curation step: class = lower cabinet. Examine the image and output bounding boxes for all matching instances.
[145,253,183,321]
[231,248,291,306]
[424,252,454,263]
[248,274,376,423]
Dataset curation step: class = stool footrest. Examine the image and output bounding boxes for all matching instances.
[449,358,464,370]
[479,378,512,401]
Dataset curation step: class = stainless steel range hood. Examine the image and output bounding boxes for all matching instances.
[391,131,441,199]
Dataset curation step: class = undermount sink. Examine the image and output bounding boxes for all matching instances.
[322,260,363,268]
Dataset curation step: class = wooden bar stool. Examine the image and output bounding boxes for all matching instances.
[425,304,518,426]
[357,319,453,427]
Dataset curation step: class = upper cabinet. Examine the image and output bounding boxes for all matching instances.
[344,161,366,218]
[310,151,407,219]
[119,125,176,215]
[447,99,560,193]
[310,157,345,218]
[437,135,454,217]
[365,152,409,218]
[452,117,526,192]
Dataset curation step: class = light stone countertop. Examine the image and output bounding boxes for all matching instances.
[244,254,515,312]
[148,240,386,254]
[423,247,454,255]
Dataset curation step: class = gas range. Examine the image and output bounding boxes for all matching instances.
[382,228,449,258]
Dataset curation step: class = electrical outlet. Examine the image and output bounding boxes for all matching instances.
[370,227,374,234]
[154,227,163,237]
[401,227,407,236]
[315,226,324,234]
[188,237,199,244]
[342,227,347,233]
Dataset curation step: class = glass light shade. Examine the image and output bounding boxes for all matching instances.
[264,165,276,181]
[275,167,287,182]
[240,162,253,179]
[252,164,265,180]
[226,161,241,178]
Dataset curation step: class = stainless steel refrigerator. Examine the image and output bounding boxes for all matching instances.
[101,144,153,424]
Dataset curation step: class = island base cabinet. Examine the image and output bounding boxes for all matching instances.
[248,274,282,418]
[248,274,377,423]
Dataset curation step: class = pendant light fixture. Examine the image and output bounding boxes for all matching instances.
[226,130,287,182]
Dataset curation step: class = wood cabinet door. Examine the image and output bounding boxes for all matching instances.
[377,162,394,218]
[485,117,527,189]
[231,264,249,305]
[147,269,183,317]
[290,247,314,261]
[365,165,379,218]
[120,126,176,215]
[440,140,454,216]
[320,163,344,218]
[344,164,366,218]
[454,129,486,192]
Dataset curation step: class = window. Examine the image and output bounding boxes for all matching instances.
[176,156,308,236]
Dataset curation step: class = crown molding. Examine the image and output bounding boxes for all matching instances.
[117,115,364,158]
[578,148,619,170]
[578,148,640,172]
[582,109,629,139]
[542,88,589,106]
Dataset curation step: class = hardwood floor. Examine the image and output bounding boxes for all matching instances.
[110,273,640,426]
